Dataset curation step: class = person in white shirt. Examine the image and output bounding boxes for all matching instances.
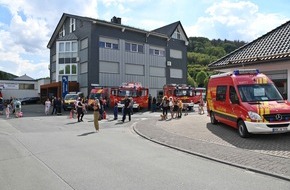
[45,98,51,115]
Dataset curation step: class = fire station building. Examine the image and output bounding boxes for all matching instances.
[46,13,189,98]
[208,20,290,100]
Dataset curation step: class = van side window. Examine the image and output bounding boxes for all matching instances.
[216,85,227,101]
[229,86,238,103]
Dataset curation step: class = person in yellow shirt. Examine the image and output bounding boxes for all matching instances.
[177,99,183,118]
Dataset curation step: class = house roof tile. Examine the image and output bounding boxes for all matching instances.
[208,20,290,69]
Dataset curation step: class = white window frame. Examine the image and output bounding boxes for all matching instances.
[70,18,76,33]
[125,42,144,53]
[59,25,65,37]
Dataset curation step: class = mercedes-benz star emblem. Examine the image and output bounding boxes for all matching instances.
[275,114,283,121]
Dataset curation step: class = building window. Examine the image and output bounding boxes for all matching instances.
[80,38,88,49]
[125,42,143,53]
[172,28,181,40]
[170,49,182,59]
[125,64,144,75]
[149,48,165,56]
[19,84,34,90]
[99,37,119,50]
[57,41,78,76]
[59,25,65,37]
[170,68,182,78]
[70,18,76,33]
[99,41,118,49]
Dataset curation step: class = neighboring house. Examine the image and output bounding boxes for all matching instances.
[0,74,42,99]
[208,21,290,100]
[46,13,189,98]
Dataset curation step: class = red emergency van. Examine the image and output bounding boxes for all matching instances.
[207,69,290,137]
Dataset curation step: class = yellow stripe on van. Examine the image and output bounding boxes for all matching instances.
[213,109,238,119]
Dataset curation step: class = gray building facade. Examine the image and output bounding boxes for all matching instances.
[47,13,189,98]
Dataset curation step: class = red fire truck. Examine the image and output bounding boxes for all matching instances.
[110,82,149,111]
[163,84,205,110]
[88,85,110,109]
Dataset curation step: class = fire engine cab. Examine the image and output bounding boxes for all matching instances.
[88,85,110,109]
[207,69,290,138]
[163,84,204,110]
[110,82,149,111]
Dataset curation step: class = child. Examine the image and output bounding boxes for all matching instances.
[6,104,11,118]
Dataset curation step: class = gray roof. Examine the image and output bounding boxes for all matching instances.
[153,21,188,41]
[14,74,35,81]
[48,13,179,48]
[208,20,290,69]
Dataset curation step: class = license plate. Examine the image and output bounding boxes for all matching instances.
[272,127,288,132]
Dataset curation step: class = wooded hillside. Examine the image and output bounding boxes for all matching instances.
[187,37,246,87]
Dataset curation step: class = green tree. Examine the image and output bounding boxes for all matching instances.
[187,74,196,87]
[196,71,208,87]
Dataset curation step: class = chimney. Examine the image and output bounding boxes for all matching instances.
[111,16,121,24]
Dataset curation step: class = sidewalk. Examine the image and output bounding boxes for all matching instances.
[133,111,290,181]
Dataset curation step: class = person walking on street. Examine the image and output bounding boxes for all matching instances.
[148,94,152,111]
[122,95,131,122]
[56,97,62,115]
[151,96,157,112]
[199,96,205,115]
[113,99,118,120]
[177,99,183,118]
[51,96,57,115]
[45,98,51,115]
[161,96,169,120]
[77,98,84,122]
[92,99,100,132]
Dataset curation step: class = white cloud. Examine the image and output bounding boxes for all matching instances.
[185,0,288,42]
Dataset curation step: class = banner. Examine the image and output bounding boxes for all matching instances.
[62,76,68,98]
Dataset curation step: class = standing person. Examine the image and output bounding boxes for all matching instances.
[161,96,169,120]
[51,96,57,115]
[113,99,118,120]
[77,98,84,122]
[56,97,62,115]
[5,103,11,118]
[199,96,205,115]
[122,95,131,122]
[148,94,152,111]
[44,98,51,115]
[177,99,183,118]
[151,96,157,112]
[92,99,100,132]
[99,97,104,120]
[129,97,134,115]
[14,99,21,118]
[169,97,174,119]
[173,99,179,119]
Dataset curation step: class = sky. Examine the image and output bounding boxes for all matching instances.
[0,0,289,79]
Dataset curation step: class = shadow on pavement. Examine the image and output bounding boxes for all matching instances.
[206,123,290,152]
[77,131,96,136]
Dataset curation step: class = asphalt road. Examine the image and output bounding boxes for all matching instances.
[0,104,289,190]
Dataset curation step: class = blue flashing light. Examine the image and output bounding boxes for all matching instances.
[233,69,260,75]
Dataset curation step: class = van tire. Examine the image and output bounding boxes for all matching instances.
[210,112,217,124]
[238,120,250,138]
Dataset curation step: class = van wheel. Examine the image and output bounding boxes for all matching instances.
[210,112,217,124]
[238,120,250,138]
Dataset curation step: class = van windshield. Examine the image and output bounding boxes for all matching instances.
[118,90,139,97]
[64,94,78,100]
[237,84,283,102]
[89,93,101,100]
[174,89,193,97]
